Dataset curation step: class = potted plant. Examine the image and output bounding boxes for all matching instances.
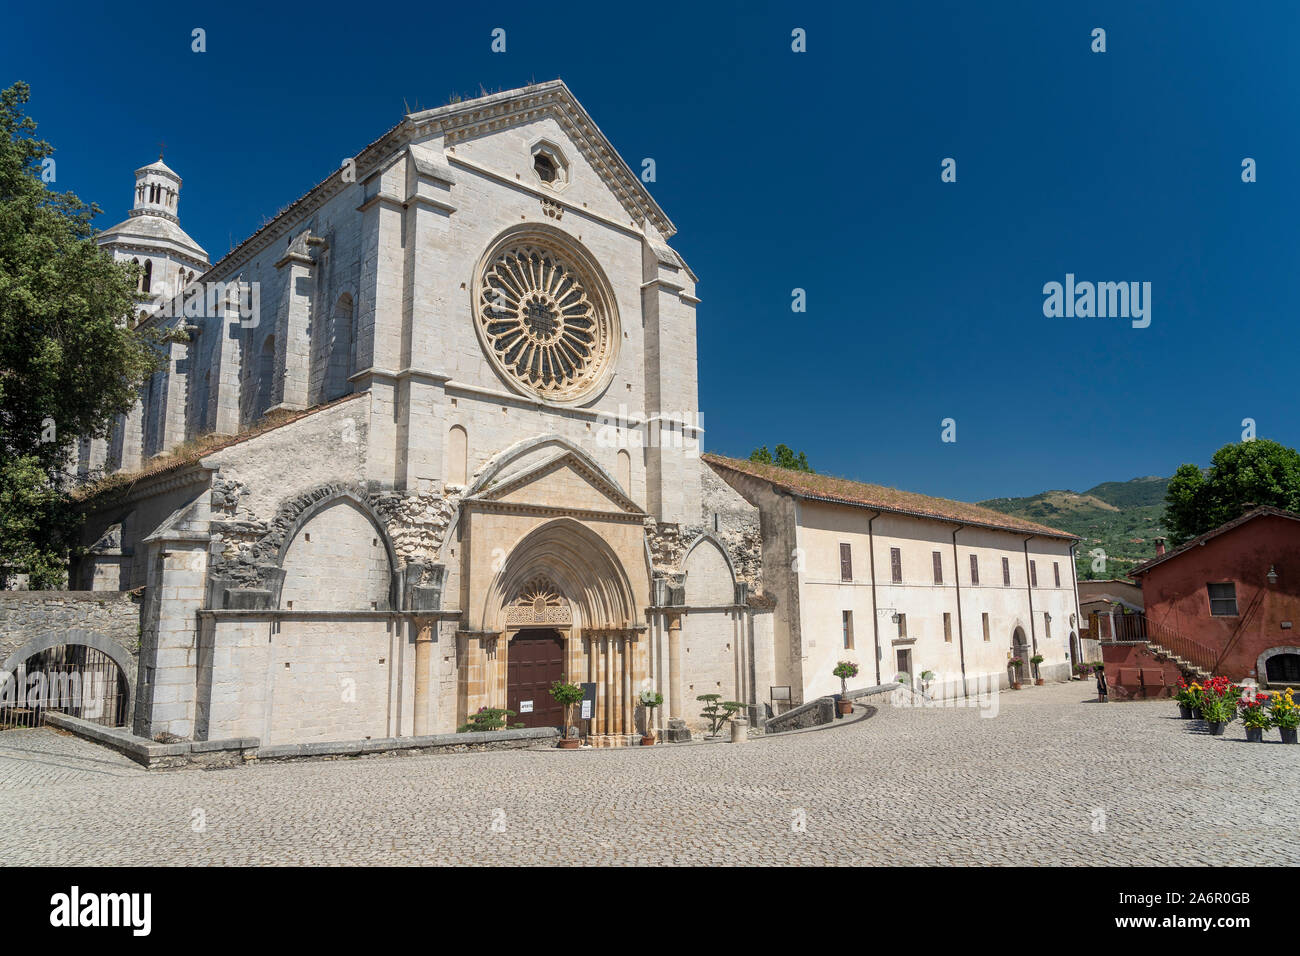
[1073,661,1091,681]
[549,681,584,749]
[1197,677,1239,736]
[1008,658,1024,690]
[919,670,935,696]
[1174,678,1200,719]
[1030,654,1045,685]
[639,689,663,745]
[1269,687,1299,744]
[1239,692,1271,743]
[833,661,859,715]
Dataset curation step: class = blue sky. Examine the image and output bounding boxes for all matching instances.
[5,0,1298,501]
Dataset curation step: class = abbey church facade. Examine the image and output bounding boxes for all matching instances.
[73,82,1082,747]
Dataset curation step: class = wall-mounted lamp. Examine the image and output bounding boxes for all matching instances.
[1267,565,1279,585]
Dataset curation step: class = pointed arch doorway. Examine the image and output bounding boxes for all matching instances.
[507,629,565,729]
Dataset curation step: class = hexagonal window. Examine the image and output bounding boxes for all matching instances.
[530,142,568,189]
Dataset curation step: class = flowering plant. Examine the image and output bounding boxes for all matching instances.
[1268,687,1299,730]
[1239,692,1272,729]
[1174,678,1202,708]
[833,660,859,698]
[1198,677,1240,723]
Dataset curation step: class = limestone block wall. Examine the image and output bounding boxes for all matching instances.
[0,591,142,680]
[200,615,409,745]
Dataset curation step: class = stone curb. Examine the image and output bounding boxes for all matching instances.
[764,682,901,734]
[255,726,558,761]
[44,712,258,769]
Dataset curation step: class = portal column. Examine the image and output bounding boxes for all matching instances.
[668,613,684,720]
[413,617,434,735]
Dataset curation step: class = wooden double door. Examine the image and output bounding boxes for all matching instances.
[506,629,565,730]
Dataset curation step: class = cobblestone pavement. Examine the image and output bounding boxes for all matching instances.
[1,683,1296,865]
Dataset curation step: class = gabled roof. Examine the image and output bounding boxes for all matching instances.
[196,80,676,286]
[1129,505,1300,577]
[406,80,675,238]
[703,454,1077,540]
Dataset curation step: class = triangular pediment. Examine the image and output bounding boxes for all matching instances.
[474,450,642,516]
[404,80,675,239]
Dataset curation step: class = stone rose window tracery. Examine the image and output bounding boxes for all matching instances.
[476,237,615,402]
[504,577,573,626]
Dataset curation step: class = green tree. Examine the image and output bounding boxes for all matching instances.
[748,443,813,473]
[1163,439,1300,545]
[0,82,160,587]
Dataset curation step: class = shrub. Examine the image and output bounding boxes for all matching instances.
[458,707,520,733]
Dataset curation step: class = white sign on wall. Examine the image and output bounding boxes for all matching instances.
[519,700,533,713]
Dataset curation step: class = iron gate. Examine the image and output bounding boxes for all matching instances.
[0,644,127,730]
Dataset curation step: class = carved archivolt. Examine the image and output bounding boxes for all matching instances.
[504,576,573,626]
[474,229,617,404]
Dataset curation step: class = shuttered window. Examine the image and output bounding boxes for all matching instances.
[1053,562,1061,587]
[1002,557,1011,586]
[1207,582,1238,616]
[969,554,979,586]
[839,543,852,582]
[932,551,943,585]
[897,613,908,638]
[943,612,952,643]
[891,548,902,583]
[1030,560,1038,588]
[982,612,990,642]
[842,610,854,648]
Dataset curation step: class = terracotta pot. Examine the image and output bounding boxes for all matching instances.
[1178,704,1192,719]
[1281,727,1298,745]
[1246,727,1264,743]
[1012,682,1023,690]
[557,738,580,749]
[836,699,853,716]
[1034,679,1045,686]
[1207,721,1227,736]
[640,735,656,746]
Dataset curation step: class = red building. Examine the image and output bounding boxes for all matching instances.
[1129,506,1300,688]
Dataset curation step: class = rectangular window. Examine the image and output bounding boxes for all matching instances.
[1002,557,1011,586]
[1030,560,1038,588]
[1044,614,1052,640]
[1207,582,1239,616]
[897,613,908,639]
[943,612,952,643]
[1053,561,1061,588]
[839,542,853,582]
[891,547,902,584]
[969,554,980,586]
[982,612,990,642]
[932,551,943,585]
[842,610,854,649]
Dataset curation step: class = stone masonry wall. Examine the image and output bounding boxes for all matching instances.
[0,591,142,672]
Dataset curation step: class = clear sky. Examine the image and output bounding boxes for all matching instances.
[4,0,1298,501]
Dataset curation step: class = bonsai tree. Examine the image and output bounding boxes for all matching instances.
[1008,659,1024,686]
[697,694,746,736]
[832,660,859,699]
[639,688,663,737]
[458,706,519,733]
[549,681,584,738]
[1029,654,1045,680]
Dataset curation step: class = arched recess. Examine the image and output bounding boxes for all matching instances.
[681,533,737,606]
[2,628,136,726]
[1258,646,1300,685]
[257,334,276,417]
[325,292,355,400]
[616,449,631,499]
[446,425,468,486]
[276,490,399,611]
[480,517,638,633]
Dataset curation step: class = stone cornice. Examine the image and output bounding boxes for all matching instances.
[463,499,645,524]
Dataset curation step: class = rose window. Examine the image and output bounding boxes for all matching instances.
[477,242,611,399]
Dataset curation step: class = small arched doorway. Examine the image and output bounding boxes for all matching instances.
[506,629,565,729]
[1010,626,1030,682]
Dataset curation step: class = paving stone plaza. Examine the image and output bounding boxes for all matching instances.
[1,682,1296,866]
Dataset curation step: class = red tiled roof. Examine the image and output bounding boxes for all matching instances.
[1129,505,1300,577]
[703,454,1076,539]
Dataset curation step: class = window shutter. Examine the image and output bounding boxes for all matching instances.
[932,551,943,585]
[1002,557,1011,586]
[839,543,853,582]
[969,554,979,586]
[891,548,902,583]
[1053,562,1061,587]
[1030,561,1038,588]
